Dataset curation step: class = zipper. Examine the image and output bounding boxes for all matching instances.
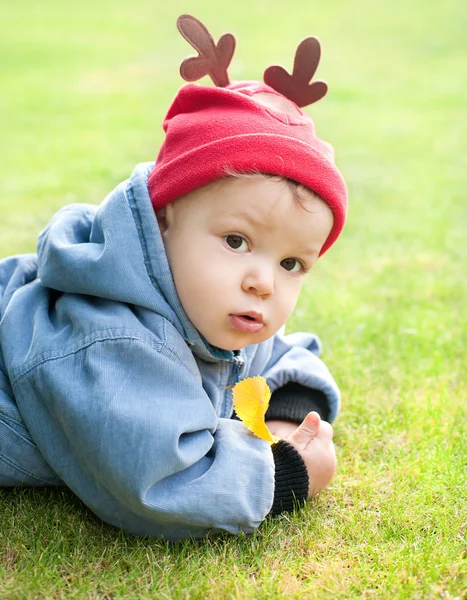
[231,352,244,372]
[231,352,245,386]
[223,352,245,418]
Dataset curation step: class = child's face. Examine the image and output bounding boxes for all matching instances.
[158,177,333,351]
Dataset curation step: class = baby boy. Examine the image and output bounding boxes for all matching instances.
[0,15,347,540]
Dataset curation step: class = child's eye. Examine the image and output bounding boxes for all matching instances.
[225,235,249,252]
[280,258,304,273]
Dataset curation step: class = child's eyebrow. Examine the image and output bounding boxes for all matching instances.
[217,209,321,259]
[218,208,274,230]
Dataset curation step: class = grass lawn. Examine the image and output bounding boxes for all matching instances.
[1,0,466,598]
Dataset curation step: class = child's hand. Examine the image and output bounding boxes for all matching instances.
[266,420,298,440]
[285,412,336,499]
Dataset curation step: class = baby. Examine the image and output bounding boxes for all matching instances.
[0,15,347,540]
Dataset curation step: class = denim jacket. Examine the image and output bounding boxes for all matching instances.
[0,163,340,540]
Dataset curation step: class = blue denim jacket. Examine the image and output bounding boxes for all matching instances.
[0,163,340,540]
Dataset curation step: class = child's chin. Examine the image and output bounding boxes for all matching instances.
[208,333,269,352]
[210,340,248,352]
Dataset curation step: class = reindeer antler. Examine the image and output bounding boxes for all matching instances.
[263,37,328,108]
[177,14,236,88]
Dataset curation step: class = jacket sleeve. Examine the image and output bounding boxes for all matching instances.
[266,383,330,423]
[11,336,275,540]
[260,329,341,423]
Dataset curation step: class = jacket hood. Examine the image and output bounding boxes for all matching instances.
[37,162,234,362]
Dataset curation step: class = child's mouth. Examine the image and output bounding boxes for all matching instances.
[229,313,264,333]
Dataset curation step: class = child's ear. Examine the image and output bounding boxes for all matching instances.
[155,204,174,236]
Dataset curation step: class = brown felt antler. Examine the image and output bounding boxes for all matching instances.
[177,14,236,88]
[263,37,328,108]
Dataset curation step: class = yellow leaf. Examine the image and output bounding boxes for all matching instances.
[232,376,277,444]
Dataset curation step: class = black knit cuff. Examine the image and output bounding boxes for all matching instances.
[266,382,330,423]
[269,440,309,515]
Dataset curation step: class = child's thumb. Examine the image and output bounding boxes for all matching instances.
[287,411,321,451]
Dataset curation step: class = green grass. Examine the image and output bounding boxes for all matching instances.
[1,0,466,598]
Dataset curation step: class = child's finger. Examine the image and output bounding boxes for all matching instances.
[287,411,320,450]
[318,420,334,441]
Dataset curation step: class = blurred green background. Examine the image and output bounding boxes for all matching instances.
[1,1,466,598]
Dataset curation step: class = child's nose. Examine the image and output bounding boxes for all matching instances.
[241,265,274,298]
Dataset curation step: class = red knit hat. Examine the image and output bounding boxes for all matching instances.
[148,15,347,255]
